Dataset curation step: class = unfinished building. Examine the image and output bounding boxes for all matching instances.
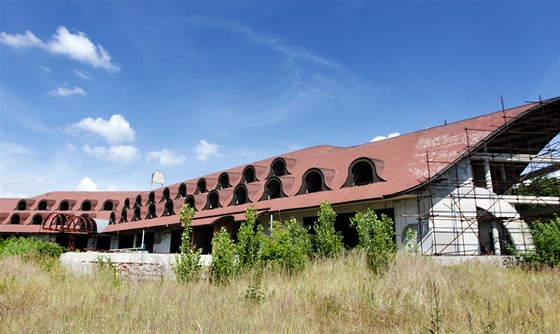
[1,98,559,256]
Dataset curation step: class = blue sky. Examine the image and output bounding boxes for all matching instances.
[1,0,559,198]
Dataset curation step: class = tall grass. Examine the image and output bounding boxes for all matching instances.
[1,252,558,333]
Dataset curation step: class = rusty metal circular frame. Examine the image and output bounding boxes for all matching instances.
[42,212,97,234]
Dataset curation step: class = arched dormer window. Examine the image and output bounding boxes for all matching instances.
[134,195,142,208]
[161,188,171,202]
[32,214,43,225]
[206,191,220,210]
[148,192,156,205]
[298,169,329,194]
[124,198,131,209]
[232,185,248,205]
[218,173,230,189]
[177,183,187,198]
[37,200,48,211]
[146,204,157,219]
[185,195,196,211]
[55,215,67,226]
[59,200,70,211]
[243,166,256,183]
[271,159,286,177]
[109,212,116,225]
[81,200,92,211]
[197,179,207,194]
[16,200,27,210]
[10,214,21,225]
[120,209,128,223]
[262,178,284,200]
[343,158,383,187]
[102,200,114,211]
[132,207,141,221]
[163,200,175,216]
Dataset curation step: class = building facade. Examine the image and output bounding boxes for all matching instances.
[1,98,559,255]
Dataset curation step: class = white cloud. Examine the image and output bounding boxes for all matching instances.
[195,139,221,161]
[68,114,136,144]
[76,177,98,191]
[0,31,43,48]
[0,26,119,71]
[73,69,91,80]
[370,132,401,142]
[48,86,87,97]
[146,149,186,166]
[83,144,140,163]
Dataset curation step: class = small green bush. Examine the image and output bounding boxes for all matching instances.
[211,227,238,284]
[521,216,560,267]
[350,209,397,275]
[262,218,312,274]
[313,201,344,258]
[174,204,203,283]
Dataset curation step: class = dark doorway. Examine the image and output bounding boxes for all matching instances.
[170,229,183,253]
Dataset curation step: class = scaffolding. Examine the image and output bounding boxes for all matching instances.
[415,98,560,256]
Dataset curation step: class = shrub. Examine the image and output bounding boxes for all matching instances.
[262,218,312,274]
[350,209,397,275]
[211,227,238,284]
[237,206,263,272]
[0,237,66,259]
[313,201,344,258]
[174,204,203,283]
[521,216,560,267]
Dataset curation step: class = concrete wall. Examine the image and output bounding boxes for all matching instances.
[59,251,212,281]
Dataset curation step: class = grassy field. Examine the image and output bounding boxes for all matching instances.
[1,252,558,333]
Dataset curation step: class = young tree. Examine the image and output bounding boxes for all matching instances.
[174,204,202,283]
[313,201,344,258]
[211,227,238,284]
[350,209,397,275]
[237,206,263,272]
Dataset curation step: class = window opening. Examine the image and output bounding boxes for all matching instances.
[266,179,282,199]
[207,192,219,209]
[305,171,323,193]
[37,201,48,211]
[134,195,142,208]
[17,200,27,210]
[352,161,374,186]
[243,167,256,183]
[10,214,21,225]
[147,204,157,219]
[219,173,230,189]
[81,201,92,211]
[103,201,114,211]
[148,192,155,205]
[178,184,187,198]
[132,207,141,221]
[272,160,286,177]
[32,214,43,225]
[234,186,247,205]
[197,179,207,194]
[164,200,175,216]
[185,196,196,210]
[59,201,70,211]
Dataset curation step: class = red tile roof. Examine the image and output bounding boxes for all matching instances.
[0,100,549,234]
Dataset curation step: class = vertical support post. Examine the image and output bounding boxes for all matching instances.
[141,229,145,251]
[491,221,501,255]
[483,148,493,191]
